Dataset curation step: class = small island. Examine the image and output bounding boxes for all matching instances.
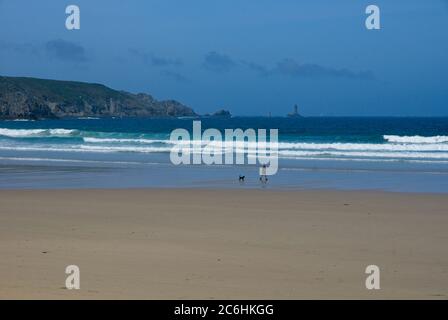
[202,109,232,118]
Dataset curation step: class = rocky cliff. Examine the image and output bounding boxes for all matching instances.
[0,76,196,119]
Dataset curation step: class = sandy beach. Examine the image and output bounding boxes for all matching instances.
[0,188,447,299]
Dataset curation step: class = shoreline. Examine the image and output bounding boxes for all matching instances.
[2,157,448,193]
[2,186,448,196]
[1,188,447,299]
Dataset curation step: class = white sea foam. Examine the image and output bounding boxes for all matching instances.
[83,137,169,144]
[79,145,173,153]
[0,156,155,165]
[277,150,448,160]
[1,143,448,161]
[48,129,77,136]
[0,145,171,153]
[0,128,47,137]
[0,128,77,137]
[83,138,448,152]
[276,142,448,152]
[2,128,448,163]
[383,135,448,144]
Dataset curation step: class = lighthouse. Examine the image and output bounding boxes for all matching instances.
[287,104,301,118]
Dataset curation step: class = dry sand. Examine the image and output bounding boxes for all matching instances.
[0,188,447,299]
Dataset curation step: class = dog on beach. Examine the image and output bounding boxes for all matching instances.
[239,175,245,182]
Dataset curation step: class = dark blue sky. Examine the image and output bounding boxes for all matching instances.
[0,0,447,116]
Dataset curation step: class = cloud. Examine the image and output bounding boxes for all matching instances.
[0,41,40,56]
[129,49,182,67]
[241,58,373,80]
[203,51,237,73]
[271,58,374,80]
[206,52,373,80]
[240,60,270,76]
[161,70,189,83]
[45,39,88,62]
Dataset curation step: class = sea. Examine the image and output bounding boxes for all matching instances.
[1,117,448,193]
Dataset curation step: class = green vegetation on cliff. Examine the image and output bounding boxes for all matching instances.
[0,76,196,119]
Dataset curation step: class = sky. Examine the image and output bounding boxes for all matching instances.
[0,0,447,116]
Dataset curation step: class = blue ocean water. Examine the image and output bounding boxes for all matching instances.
[1,117,448,192]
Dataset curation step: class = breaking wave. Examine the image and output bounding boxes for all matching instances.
[1,128,448,162]
[383,135,448,144]
[0,128,77,138]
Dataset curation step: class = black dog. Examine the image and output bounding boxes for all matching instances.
[239,175,245,182]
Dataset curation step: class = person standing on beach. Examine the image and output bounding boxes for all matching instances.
[259,164,268,184]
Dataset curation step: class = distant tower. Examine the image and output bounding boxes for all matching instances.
[287,104,302,118]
